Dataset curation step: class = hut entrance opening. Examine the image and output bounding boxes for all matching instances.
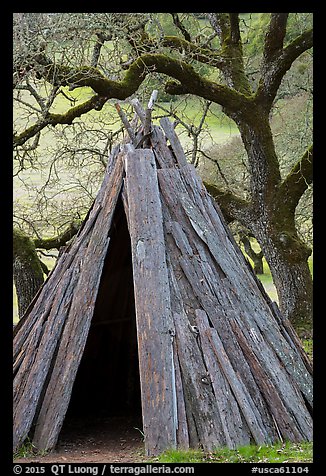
[62,197,142,430]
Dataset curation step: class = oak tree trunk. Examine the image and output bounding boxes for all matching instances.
[13,229,44,318]
[225,109,313,331]
[253,221,313,333]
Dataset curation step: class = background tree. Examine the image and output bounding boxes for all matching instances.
[199,69,313,273]
[13,221,82,319]
[13,13,313,331]
[13,228,45,318]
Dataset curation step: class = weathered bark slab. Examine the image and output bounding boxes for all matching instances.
[151,125,176,168]
[123,146,177,456]
[157,160,312,444]
[194,310,251,448]
[32,154,125,451]
[160,117,188,167]
[13,153,125,452]
[171,338,189,449]
[173,312,226,450]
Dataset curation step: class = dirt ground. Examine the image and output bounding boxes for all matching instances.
[14,415,148,464]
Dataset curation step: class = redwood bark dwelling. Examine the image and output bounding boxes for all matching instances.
[13,113,313,457]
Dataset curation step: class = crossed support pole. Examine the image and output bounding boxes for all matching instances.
[115,90,158,148]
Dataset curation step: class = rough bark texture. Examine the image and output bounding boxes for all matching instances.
[13,229,45,318]
[123,146,177,455]
[13,116,312,457]
[252,221,313,331]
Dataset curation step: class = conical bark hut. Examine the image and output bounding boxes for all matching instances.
[13,100,313,457]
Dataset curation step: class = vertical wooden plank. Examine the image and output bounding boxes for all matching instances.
[164,254,197,449]
[172,340,190,449]
[195,310,251,448]
[13,266,79,452]
[194,310,273,446]
[31,155,125,452]
[151,126,176,168]
[160,117,188,167]
[173,312,226,450]
[124,148,177,456]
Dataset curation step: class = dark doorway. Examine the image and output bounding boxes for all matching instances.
[62,197,142,427]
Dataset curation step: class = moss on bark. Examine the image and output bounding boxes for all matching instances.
[13,229,45,318]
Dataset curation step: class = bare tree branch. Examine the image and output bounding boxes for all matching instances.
[14,94,108,147]
[162,36,224,67]
[34,221,81,250]
[256,27,313,108]
[14,53,250,146]
[276,145,313,214]
[170,13,191,42]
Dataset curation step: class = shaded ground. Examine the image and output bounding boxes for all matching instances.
[14,416,147,464]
